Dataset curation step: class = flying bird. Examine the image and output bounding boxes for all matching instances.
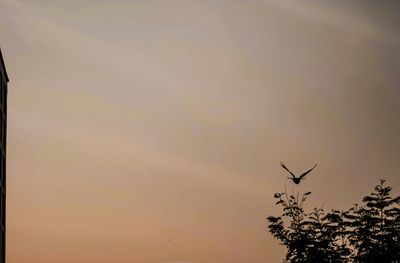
[280,162,317,184]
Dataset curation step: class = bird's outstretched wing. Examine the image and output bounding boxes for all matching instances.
[299,164,318,179]
[280,162,295,178]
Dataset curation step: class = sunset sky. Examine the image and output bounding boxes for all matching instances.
[1,0,400,262]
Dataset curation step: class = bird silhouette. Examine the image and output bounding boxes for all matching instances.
[280,162,317,184]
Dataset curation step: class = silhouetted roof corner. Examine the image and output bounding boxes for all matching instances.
[0,48,9,83]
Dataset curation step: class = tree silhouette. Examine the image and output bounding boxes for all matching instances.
[345,180,400,262]
[267,180,400,262]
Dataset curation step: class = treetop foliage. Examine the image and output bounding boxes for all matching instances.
[267,180,400,262]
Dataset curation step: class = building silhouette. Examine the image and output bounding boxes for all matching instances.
[0,49,9,263]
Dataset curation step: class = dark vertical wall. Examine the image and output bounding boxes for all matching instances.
[0,50,8,263]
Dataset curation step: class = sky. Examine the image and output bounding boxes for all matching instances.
[1,0,400,262]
